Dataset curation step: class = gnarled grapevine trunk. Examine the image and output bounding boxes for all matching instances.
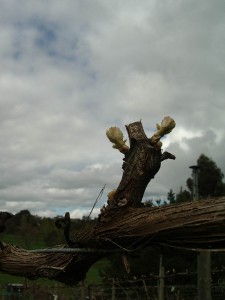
[1,118,225,286]
[1,197,225,285]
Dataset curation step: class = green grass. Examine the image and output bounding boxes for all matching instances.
[86,259,110,283]
[2,234,46,250]
[2,234,23,245]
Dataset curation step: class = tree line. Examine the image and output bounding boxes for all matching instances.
[169,153,225,204]
[1,210,96,249]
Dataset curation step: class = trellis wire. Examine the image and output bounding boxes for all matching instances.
[30,247,128,254]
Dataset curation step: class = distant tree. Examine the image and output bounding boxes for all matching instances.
[167,189,176,204]
[187,154,225,198]
[155,199,167,206]
[176,187,192,203]
[143,199,167,207]
[143,200,154,207]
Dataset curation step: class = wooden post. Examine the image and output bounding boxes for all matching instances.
[81,281,85,300]
[142,279,150,300]
[111,278,116,300]
[198,251,212,300]
[158,254,165,300]
[190,166,212,300]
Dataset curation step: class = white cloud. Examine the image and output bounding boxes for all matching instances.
[70,207,100,219]
[163,127,203,151]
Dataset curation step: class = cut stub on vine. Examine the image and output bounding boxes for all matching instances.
[100,120,176,222]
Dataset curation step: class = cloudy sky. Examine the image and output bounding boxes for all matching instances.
[0,0,224,218]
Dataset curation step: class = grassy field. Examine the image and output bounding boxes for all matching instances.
[86,259,109,283]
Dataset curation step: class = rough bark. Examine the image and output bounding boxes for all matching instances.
[1,119,225,286]
[1,197,225,285]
